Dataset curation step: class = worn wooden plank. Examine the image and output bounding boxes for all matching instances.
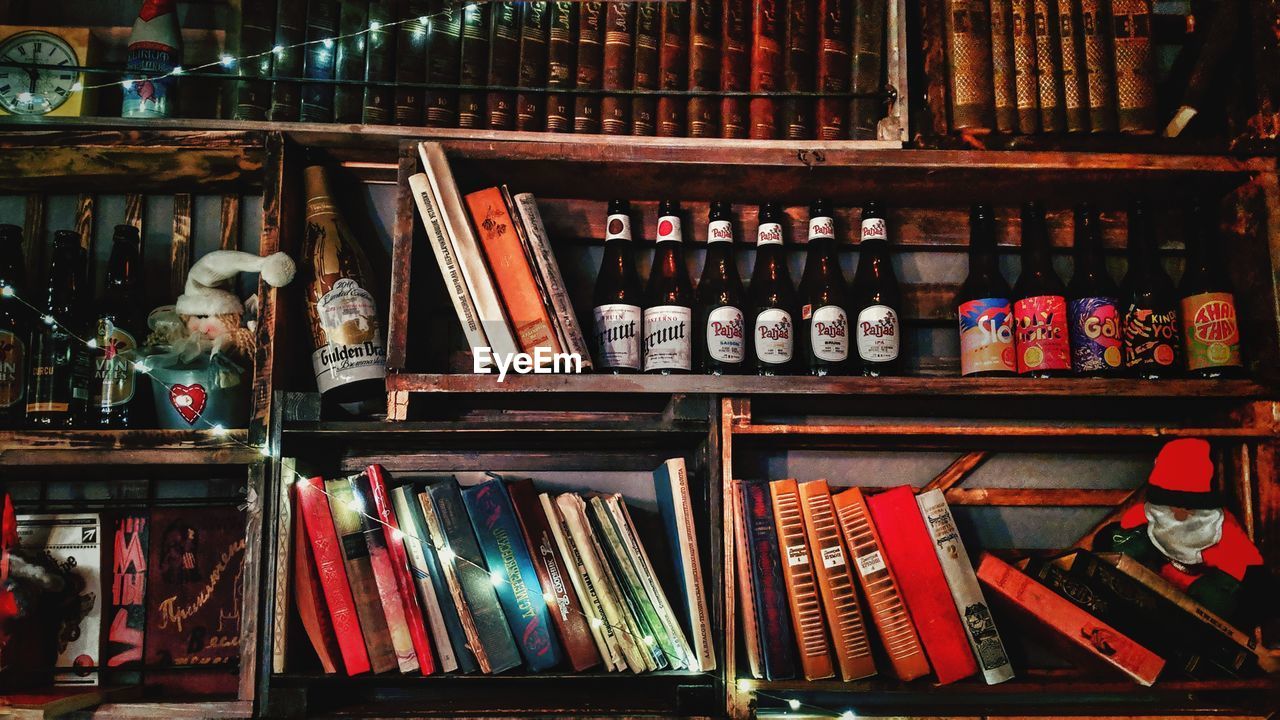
[387,144,418,372]
[271,457,297,677]
[923,451,989,492]
[1256,442,1280,561]
[0,146,264,193]
[170,194,193,302]
[75,194,95,256]
[220,195,241,251]
[78,701,254,719]
[123,195,145,233]
[22,193,45,281]
[0,128,265,150]
[732,422,1272,440]
[250,132,293,445]
[942,487,1132,507]
[720,398,742,719]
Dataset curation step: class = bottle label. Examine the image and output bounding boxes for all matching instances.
[811,304,850,362]
[312,278,388,393]
[605,213,632,241]
[92,320,137,408]
[1123,303,1179,369]
[854,305,897,362]
[958,298,1014,375]
[708,220,733,243]
[0,329,24,408]
[656,216,682,243]
[1181,292,1241,371]
[1013,295,1070,373]
[1068,297,1122,373]
[753,308,793,364]
[861,217,887,241]
[26,327,82,414]
[705,306,745,363]
[592,303,642,369]
[122,43,178,118]
[756,222,784,246]
[642,305,692,371]
[809,216,835,241]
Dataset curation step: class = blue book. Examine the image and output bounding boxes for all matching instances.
[739,481,798,680]
[462,478,564,671]
[652,458,716,671]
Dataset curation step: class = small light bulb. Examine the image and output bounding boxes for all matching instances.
[122,79,135,91]
[347,497,364,513]
[490,571,504,587]
[171,66,184,75]
[787,699,801,711]
[642,635,655,647]
[259,446,273,458]
[273,44,285,56]
[840,712,856,720]
[133,360,149,373]
[70,81,83,92]
[220,54,236,68]
[0,284,13,297]
[42,314,55,326]
[736,679,753,692]
[211,424,227,436]
[369,20,382,31]
[437,546,456,563]
[542,592,556,604]
[322,37,334,49]
[417,15,429,24]
[589,617,604,629]
[391,528,405,542]
[294,475,309,486]
[85,338,98,349]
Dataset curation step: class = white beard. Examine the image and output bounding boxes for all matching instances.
[1145,503,1224,567]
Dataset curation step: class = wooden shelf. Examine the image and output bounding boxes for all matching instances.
[0,429,260,465]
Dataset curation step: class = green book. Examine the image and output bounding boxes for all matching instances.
[587,495,671,670]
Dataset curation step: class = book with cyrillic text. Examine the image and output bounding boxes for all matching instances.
[768,478,834,680]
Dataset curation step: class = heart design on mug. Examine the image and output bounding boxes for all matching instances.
[169,384,208,425]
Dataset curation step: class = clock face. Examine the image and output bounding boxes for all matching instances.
[0,31,81,115]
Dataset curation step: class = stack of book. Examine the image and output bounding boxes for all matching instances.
[293,459,716,675]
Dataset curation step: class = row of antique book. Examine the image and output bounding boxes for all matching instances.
[292,462,716,675]
[735,481,1266,685]
[235,0,888,139]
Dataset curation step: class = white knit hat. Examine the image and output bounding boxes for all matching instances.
[175,250,296,316]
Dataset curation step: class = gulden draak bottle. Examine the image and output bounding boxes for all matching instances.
[643,201,694,374]
[1013,202,1071,377]
[591,199,643,373]
[0,224,28,428]
[956,205,1015,376]
[1179,203,1243,377]
[799,199,850,375]
[850,201,902,375]
[1067,203,1123,376]
[749,203,797,375]
[90,225,146,427]
[697,201,747,374]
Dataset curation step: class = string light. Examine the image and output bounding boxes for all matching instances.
[788,698,802,711]
[0,284,13,298]
[41,314,54,326]
[211,423,227,436]
[321,38,334,49]
[391,528,405,542]
[436,546,456,563]
[85,338,97,349]
[489,571,505,587]
[219,55,236,68]
[369,20,382,31]
[346,497,364,513]
[840,712,856,720]
[171,66,184,76]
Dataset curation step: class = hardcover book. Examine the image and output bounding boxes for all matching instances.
[849,0,887,139]
[768,479,834,680]
[270,0,307,120]
[944,0,996,131]
[739,481,798,680]
[17,514,101,687]
[487,1,523,129]
[293,485,342,674]
[989,0,1018,132]
[459,3,491,129]
[1055,0,1089,131]
[1109,0,1157,132]
[781,0,815,139]
[301,0,340,122]
[814,0,849,139]
[749,0,783,138]
[601,1,636,134]
[1032,0,1065,131]
[657,0,690,136]
[653,458,716,671]
[719,0,750,137]
[515,2,551,130]
[574,1,607,133]
[1079,0,1116,132]
[324,477,399,673]
[510,191,592,368]
[1009,0,1040,133]
[333,0,370,123]
[587,495,670,670]
[425,0,464,127]
[545,0,578,132]
[365,466,437,674]
[540,492,624,669]
[234,0,277,120]
[347,472,421,674]
[688,0,721,137]
[416,489,493,673]
[632,1,662,136]
[391,483,467,673]
[105,513,147,680]
[393,0,430,125]
[362,0,397,124]
[731,482,765,679]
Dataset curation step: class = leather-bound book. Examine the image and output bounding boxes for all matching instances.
[365,466,437,675]
[545,1,577,132]
[602,1,636,134]
[516,2,551,130]
[334,0,369,123]
[731,483,764,678]
[1056,0,1089,131]
[487,1,522,129]
[849,0,886,139]
[234,0,276,120]
[1080,0,1116,132]
[324,477,399,673]
[739,482,798,680]
[1009,0,1039,132]
[459,3,491,129]
[362,0,396,123]
[781,0,815,139]
[300,0,340,122]
[1109,0,1157,132]
[749,0,783,138]
[688,0,721,137]
[393,0,429,125]
[632,1,661,135]
[270,0,306,121]
[574,1,606,133]
[293,484,342,674]
[814,0,849,139]
[768,479,835,680]
[425,0,463,127]
[797,481,876,681]
[990,0,1018,131]
[944,0,995,131]
[1032,0,1066,131]
[831,487,930,681]
[719,0,750,137]
[297,477,373,675]
[657,0,689,136]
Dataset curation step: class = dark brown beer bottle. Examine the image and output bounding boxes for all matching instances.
[1179,203,1243,378]
[850,201,902,376]
[26,231,91,427]
[1067,203,1123,376]
[697,201,747,374]
[0,225,28,427]
[90,225,145,427]
[799,199,850,375]
[748,203,797,375]
[643,200,694,374]
[591,199,644,373]
[1121,200,1180,378]
[956,205,1015,377]
[1013,202,1071,377]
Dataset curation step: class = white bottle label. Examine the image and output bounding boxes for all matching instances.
[656,215,682,243]
[705,306,745,363]
[708,220,733,243]
[605,213,632,241]
[809,215,835,240]
[592,303,642,369]
[642,305,692,371]
[756,222,784,246]
[809,304,849,362]
[312,278,387,393]
[856,304,900,362]
[753,308,794,365]
[861,217,887,241]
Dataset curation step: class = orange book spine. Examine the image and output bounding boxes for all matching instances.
[797,480,876,681]
[831,487,930,681]
[769,478,835,680]
[464,187,562,355]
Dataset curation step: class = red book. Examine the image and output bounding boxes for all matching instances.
[749,0,783,138]
[365,465,437,675]
[293,483,342,674]
[657,0,690,136]
[296,477,372,676]
[977,553,1166,685]
[719,0,750,137]
[347,472,420,673]
[865,485,977,685]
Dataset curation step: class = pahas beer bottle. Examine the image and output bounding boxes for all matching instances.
[592,199,644,373]
[749,203,797,375]
[850,201,902,376]
[643,200,694,374]
[956,205,1015,376]
[697,201,747,374]
[799,199,850,375]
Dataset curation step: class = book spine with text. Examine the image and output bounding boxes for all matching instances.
[366,466,438,675]
[516,2,551,131]
[296,478,371,675]
[417,488,494,673]
[741,482,798,680]
[990,0,1018,132]
[546,1,577,132]
[511,192,594,368]
[349,472,421,674]
[814,0,849,139]
[502,185,571,356]
[768,479,835,680]
[541,493,625,669]
[749,0,783,138]
[732,482,765,679]
[1009,0,1039,132]
[632,2,661,135]
[1079,0,1116,132]
[293,485,342,674]
[574,1,606,132]
[1056,0,1089,131]
[610,496,696,670]
[797,480,876,680]
[602,1,636,134]
[848,0,887,139]
[318,477,393,673]
[1032,0,1065,131]
[390,484,461,673]
[588,496,671,669]
[945,0,996,131]
[270,0,306,121]
[105,512,148,678]
[488,1,522,129]
[361,0,396,123]
[688,0,721,137]
[301,0,340,122]
[234,0,276,120]
[334,0,370,123]
[656,1,689,136]
[782,0,815,139]
[425,0,463,127]
[719,0,750,137]
[653,458,716,671]
[459,3,491,129]
[1109,0,1157,132]
[408,173,490,356]
[393,0,429,125]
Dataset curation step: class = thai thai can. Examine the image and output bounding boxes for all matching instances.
[1179,204,1242,377]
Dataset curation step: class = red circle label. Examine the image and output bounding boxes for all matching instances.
[658,219,674,237]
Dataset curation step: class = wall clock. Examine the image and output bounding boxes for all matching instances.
[0,26,97,118]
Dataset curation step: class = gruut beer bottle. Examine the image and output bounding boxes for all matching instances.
[26,231,91,427]
[1067,204,1123,376]
[1179,203,1242,377]
[799,199,850,375]
[697,201,747,374]
[90,225,145,427]
[303,165,387,412]
[1121,200,1180,378]
[643,201,694,374]
[0,225,28,427]
[749,203,797,375]
[956,205,1015,376]
[1013,202,1071,377]
[850,201,902,375]
[592,199,644,372]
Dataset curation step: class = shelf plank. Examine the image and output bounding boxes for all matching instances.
[0,429,260,465]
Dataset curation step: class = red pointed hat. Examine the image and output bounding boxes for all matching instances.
[1146,438,1221,509]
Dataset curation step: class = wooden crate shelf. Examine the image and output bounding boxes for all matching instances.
[0,428,259,465]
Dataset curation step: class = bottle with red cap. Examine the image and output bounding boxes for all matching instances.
[643,200,694,374]
[591,199,644,373]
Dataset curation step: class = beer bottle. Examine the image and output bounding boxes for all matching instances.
[1013,202,1071,377]
[303,165,388,412]
[956,205,1015,377]
[1121,200,1180,378]
[799,199,850,375]
[643,200,694,374]
[90,225,145,427]
[850,201,902,375]
[1179,203,1243,377]
[748,203,797,375]
[697,201,747,374]
[26,231,91,427]
[591,199,644,373]
[1067,203,1123,376]
[0,225,28,427]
